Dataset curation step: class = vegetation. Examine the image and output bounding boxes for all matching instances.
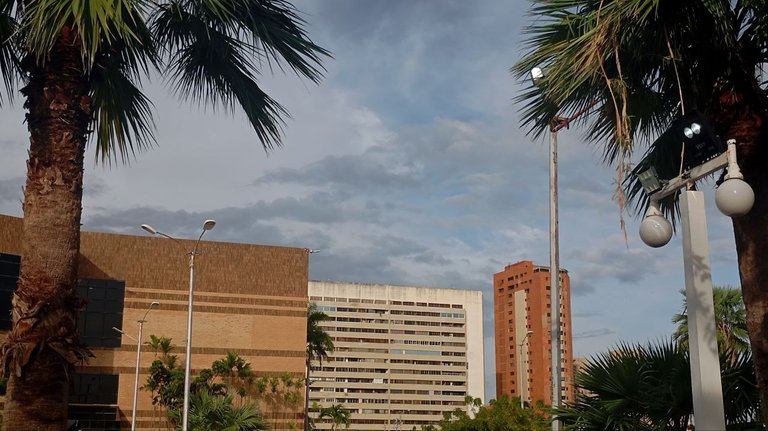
[423,396,549,431]
[169,391,268,431]
[557,340,761,430]
[513,0,768,421]
[305,303,335,430]
[673,286,750,354]
[317,404,352,431]
[145,336,303,430]
[0,0,328,427]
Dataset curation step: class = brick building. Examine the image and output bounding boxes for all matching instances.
[0,214,309,430]
[493,260,574,406]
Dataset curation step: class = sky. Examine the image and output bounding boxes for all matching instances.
[0,0,743,402]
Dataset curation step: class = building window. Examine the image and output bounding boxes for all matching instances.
[69,373,119,405]
[77,278,125,348]
[0,253,20,330]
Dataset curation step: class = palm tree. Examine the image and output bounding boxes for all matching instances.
[558,339,761,430]
[0,1,328,427]
[318,404,351,431]
[171,391,268,431]
[512,0,768,421]
[304,303,334,431]
[673,286,750,355]
[212,352,254,403]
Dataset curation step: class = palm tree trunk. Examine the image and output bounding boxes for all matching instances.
[709,85,768,424]
[733,166,768,425]
[1,25,90,430]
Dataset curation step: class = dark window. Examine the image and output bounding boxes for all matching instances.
[69,373,119,405]
[0,253,20,330]
[68,405,120,431]
[77,278,125,348]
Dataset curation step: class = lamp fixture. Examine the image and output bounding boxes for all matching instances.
[637,167,663,195]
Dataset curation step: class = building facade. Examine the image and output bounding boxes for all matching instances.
[493,260,574,406]
[308,281,484,431]
[0,214,309,430]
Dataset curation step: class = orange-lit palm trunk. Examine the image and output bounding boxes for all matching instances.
[2,26,90,430]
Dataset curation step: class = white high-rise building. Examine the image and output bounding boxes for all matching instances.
[308,281,484,431]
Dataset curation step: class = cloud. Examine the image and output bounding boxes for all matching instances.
[0,177,23,203]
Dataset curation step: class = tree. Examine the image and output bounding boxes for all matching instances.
[557,339,761,430]
[673,286,750,355]
[512,0,768,421]
[434,396,549,431]
[304,303,334,431]
[169,391,268,431]
[317,404,351,431]
[0,0,328,427]
[212,352,255,403]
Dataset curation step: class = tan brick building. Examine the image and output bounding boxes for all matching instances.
[493,260,574,406]
[0,214,309,430]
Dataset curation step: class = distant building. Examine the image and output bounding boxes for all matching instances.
[493,260,574,405]
[572,356,591,397]
[308,281,484,431]
[0,214,309,430]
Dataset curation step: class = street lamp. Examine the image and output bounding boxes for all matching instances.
[141,220,216,431]
[639,138,753,430]
[529,68,595,430]
[518,330,533,409]
[124,302,160,431]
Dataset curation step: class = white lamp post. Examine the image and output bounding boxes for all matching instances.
[141,220,216,431]
[639,139,753,430]
[131,302,159,431]
[518,330,533,409]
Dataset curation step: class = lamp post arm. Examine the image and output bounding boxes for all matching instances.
[155,231,194,255]
[649,151,729,201]
[550,100,599,132]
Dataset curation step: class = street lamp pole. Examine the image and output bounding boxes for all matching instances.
[639,139,754,430]
[518,330,533,409]
[530,68,596,431]
[131,302,159,431]
[141,220,216,431]
[548,120,562,429]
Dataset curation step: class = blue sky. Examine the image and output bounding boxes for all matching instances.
[0,0,743,402]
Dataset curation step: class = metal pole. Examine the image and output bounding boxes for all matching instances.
[131,320,144,431]
[519,341,525,409]
[549,128,562,431]
[680,191,726,429]
[304,358,311,431]
[182,252,195,431]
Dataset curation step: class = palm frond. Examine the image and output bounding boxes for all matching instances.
[513,0,768,221]
[212,0,331,82]
[20,0,152,71]
[90,49,156,164]
[0,0,21,104]
[153,0,330,151]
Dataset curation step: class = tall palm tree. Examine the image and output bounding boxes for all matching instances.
[0,1,329,427]
[318,404,351,431]
[512,0,768,421]
[673,286,750,355]
[558,339,761,430]
[305,303,334,431]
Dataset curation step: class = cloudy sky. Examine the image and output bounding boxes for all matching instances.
[0,0,742,401]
